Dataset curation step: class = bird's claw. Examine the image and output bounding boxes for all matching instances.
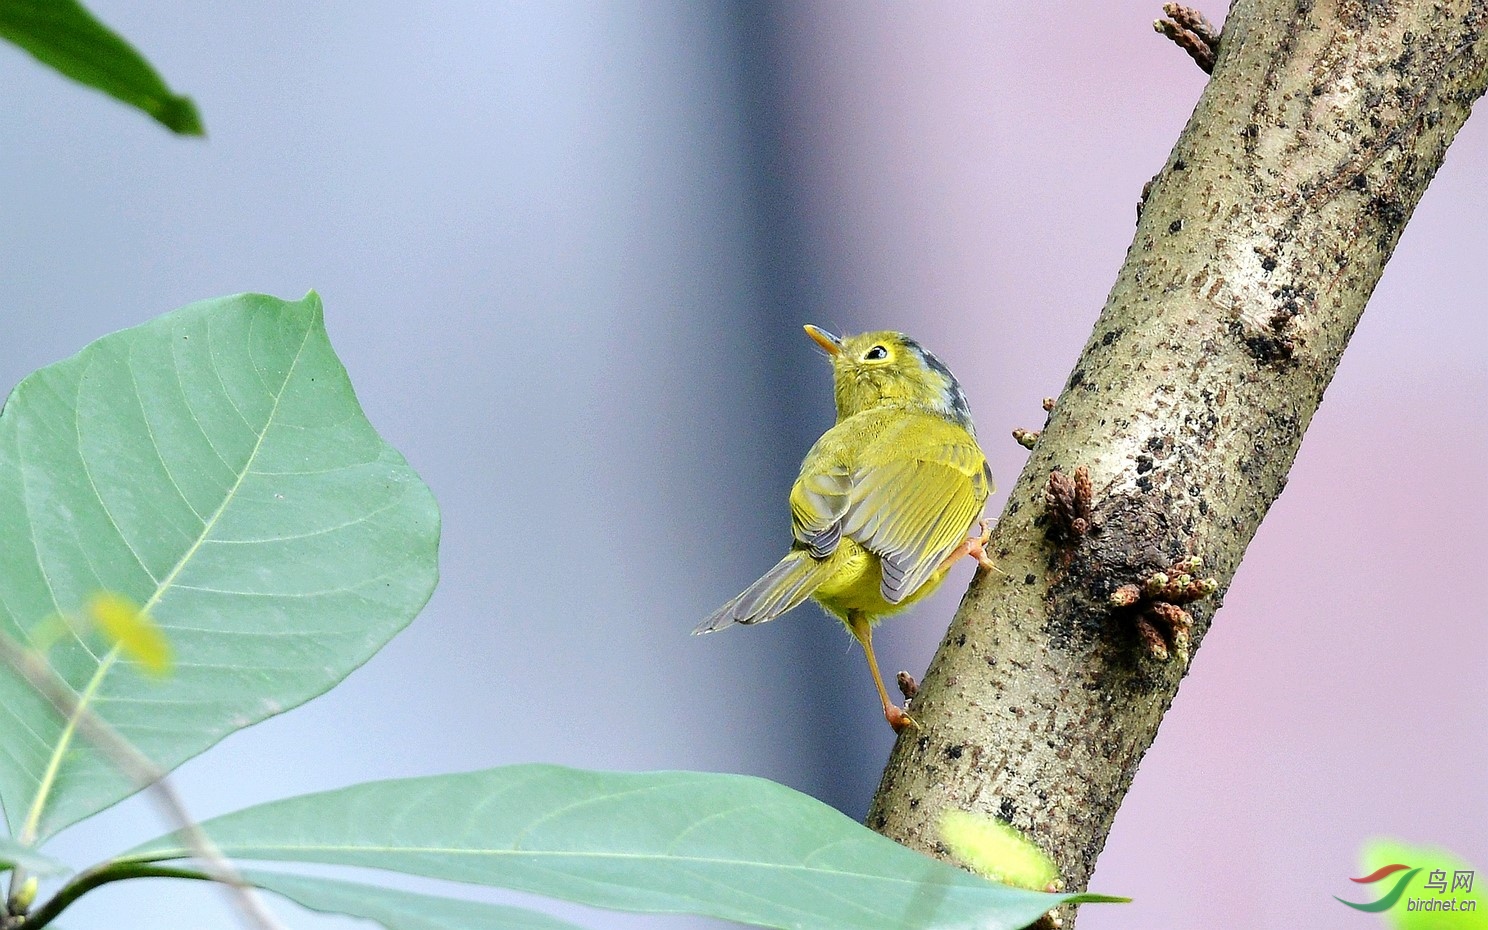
[968,519,1000,572]
[886,704,919,733]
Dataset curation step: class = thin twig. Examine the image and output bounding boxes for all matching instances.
[0,632,285,930]
[1154,3,1220,73]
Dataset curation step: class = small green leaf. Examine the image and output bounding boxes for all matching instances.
[87,592,171,677]
[1362,839,1485,929]
[0,836,69,876]
[940,809,1060,892]
[0,292,439,840]
[0,0,202,134]
[245,871,589,930]
[126,765,1121,930]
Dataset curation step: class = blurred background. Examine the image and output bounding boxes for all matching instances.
[2,2,1484,928]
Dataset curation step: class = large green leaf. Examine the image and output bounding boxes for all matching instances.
[0,0,203,134]
[0,293,439,840]
[245,871,588,930]
[125,765,1118,930]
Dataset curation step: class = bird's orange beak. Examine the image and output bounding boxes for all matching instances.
[803,324,842,356]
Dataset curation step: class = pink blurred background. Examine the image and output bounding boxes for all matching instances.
[776,4,1488,925]
[2,2,1483,928]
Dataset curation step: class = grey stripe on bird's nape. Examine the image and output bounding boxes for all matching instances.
[901,336,974,431]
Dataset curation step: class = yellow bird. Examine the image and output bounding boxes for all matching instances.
[696,325,996,732]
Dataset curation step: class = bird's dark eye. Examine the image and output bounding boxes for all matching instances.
[864,345,888,361]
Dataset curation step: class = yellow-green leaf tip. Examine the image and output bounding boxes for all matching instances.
[7,875,38,913]
[1361,838,1485,929]
[88,592,173,677]
[940,809,1060,892]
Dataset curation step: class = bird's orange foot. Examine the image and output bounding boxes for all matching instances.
[966,518,999,572]
[885,704,919,733]
[935,519,1002,575]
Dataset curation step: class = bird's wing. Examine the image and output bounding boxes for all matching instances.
[788,412,991,602]
[789,460,852,558]
[845,428,993,601]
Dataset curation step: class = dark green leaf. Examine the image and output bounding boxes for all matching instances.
[0,293,440,840]
[0,0,203,134]
[126,765,1121,930]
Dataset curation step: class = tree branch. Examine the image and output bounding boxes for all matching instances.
[868,0,1488,920]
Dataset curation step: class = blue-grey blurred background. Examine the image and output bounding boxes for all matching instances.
[2,2,1484,928]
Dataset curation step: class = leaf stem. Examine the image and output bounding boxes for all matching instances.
[20,861,209,930]
[16,650,119,845]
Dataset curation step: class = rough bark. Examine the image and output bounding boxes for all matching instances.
[867,0,1488,916]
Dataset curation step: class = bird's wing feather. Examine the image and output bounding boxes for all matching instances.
[789,462,851,557]
[838,417,991,603]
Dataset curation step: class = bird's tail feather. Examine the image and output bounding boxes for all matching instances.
[693,551,832,634]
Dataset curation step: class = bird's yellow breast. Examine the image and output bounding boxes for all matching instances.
[810,538,955,627]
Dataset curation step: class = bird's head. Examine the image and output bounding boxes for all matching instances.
[804,325,974,430]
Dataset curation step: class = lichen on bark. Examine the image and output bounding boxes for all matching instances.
[867,0,1488,918]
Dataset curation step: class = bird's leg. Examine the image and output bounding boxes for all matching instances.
[847,610,917,733]
[936,519,1002,574]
